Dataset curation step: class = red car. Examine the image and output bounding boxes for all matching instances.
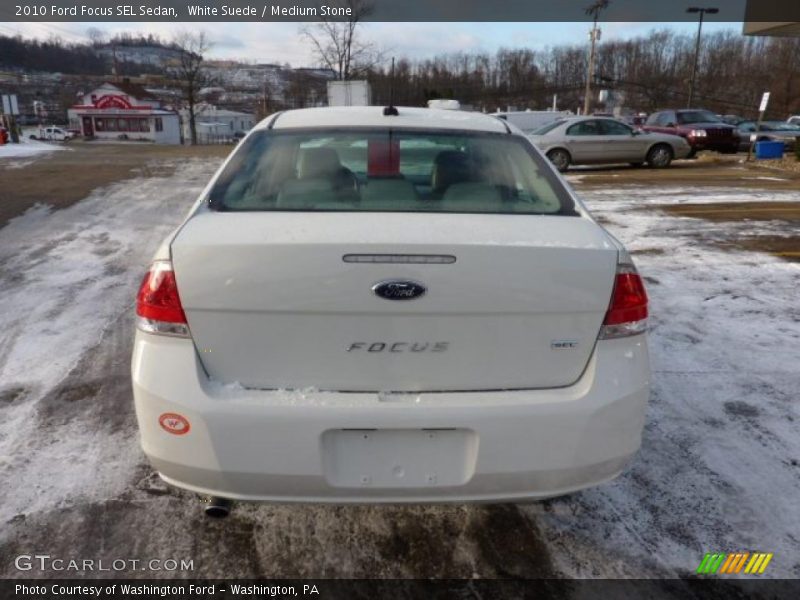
[0,126,8,145]
[642,109,739,156]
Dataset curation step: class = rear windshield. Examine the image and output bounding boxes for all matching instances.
[531,120,565,135]
[677,110,722,125]
[208,129,576,215]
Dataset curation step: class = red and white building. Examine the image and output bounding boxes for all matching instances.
[68,81,181,144]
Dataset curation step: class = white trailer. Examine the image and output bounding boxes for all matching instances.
[327,80,372,107]
[427,99,461,110]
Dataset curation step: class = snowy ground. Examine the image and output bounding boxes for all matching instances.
[525,182,800,578]
[0,138,66,169]
[0,162,798,581]
[0,159,209,517]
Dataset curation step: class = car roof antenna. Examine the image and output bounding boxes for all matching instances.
[383,57,399,116]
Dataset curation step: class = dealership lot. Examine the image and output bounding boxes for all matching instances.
[0,145,798,580]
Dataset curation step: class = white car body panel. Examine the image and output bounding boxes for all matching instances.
[266,106,509,133]
[171,211,617,391]
[132,332,648,502]
[132,106,650,503]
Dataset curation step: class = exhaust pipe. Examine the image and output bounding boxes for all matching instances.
[203,496,233,518]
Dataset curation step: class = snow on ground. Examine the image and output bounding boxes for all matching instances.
[0,169,798,578]
[0,158,214,517]
[525,185,800,578]
[569,182,800,206]
[0,138,66,167]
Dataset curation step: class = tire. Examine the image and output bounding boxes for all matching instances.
[686,148,697,159]
[546,148,571,172]
[647,144,673,168]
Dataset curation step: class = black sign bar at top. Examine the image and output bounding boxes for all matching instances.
[3,0,800,22]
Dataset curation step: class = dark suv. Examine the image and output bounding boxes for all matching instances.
[642,109,739,155]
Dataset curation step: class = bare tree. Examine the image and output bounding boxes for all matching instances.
[86,27,106,48]
[173,31,212,145]
[301,0,381,80]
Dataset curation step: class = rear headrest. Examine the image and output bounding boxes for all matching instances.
[361,178,418,208]
[298,147,342,179]
[431,150,473,195]
[440,182,503,212]
[276,178,335,209]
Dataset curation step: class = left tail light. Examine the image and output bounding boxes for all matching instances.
[135,260,190,337]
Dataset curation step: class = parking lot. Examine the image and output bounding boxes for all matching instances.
[0,143,798,581]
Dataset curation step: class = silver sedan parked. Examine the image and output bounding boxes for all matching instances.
[529,116,692,172]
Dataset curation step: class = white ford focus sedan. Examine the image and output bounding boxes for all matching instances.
[132,106,649,513]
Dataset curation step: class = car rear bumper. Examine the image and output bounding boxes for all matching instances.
[132,332,649,503]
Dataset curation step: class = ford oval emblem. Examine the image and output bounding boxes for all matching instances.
[372,280,426,300]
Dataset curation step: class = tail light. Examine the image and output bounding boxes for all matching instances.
[599,260,648,339]
[135,260,189,337]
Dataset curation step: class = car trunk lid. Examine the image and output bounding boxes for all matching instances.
[171,211,618,392]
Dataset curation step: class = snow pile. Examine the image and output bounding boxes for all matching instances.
[0,138,66,164]
[0,158,218,517]
[580,184,799,206]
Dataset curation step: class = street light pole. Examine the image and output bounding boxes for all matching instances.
[583,0,609,116]
[686,6,718,109]
[584,20,599,115]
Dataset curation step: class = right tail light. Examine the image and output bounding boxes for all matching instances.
[599,261,649,339]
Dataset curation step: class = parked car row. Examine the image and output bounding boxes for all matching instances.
[528,116,691,172]
[724,114,800,128]
[527,108,800,171]
[735,120,800,152]
[640,109,739,156]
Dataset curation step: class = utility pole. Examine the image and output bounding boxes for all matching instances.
[583,0,609,116]
[262,79,270,119]
[686,6,719,108]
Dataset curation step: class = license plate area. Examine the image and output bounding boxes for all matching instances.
[321,429,478,488]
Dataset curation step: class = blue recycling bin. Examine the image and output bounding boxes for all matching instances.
[754,141,784,159]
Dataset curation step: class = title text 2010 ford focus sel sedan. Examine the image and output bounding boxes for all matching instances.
[131,106,650,514]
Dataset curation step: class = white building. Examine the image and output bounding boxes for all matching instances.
[180,105,255,142]
[68,81,181,144]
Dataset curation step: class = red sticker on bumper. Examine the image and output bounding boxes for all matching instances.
[158,413,191,435]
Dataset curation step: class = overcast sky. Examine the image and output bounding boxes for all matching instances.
[0,21,740,66]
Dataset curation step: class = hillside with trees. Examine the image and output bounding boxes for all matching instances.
[0,35,107,74]
[363,29,800,118]
[0,33,177,76]
[2,27,799,119]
